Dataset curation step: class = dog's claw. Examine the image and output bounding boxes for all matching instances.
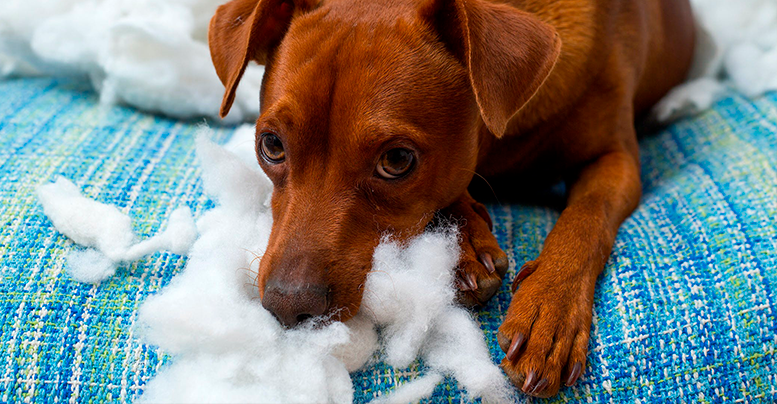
[516,261,537,282]
[466,272,478,291]
[506,332,525,362]
[511,260,538,293]
[532,378,549,395]
[458,271,478,291]
[457,275,472,291]
[480,253,496,274]
[521,370,537,393]
[566,362,583,387]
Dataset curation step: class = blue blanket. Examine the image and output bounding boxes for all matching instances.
[1,77,775,403]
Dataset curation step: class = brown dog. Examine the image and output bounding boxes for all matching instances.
[208,0,694,397]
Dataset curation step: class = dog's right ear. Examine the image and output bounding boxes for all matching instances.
[209,0,315,118]
[420,0,561,137]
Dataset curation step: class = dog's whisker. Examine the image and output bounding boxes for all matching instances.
[235,265,260,278]
[456,167,501,205]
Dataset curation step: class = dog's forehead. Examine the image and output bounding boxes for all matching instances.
[319,0,421,23]
[267,8,438,103]
[261,8,467,144]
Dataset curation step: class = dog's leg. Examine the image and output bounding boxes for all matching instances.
[440,191,510,307]
[497,146,641,397]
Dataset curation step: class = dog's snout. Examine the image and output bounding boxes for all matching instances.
[262,280,329,327]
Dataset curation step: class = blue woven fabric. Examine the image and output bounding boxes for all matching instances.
[1,77,776,403]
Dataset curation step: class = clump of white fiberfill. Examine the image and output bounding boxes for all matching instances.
[37,177,197,283]
[66,249,118,284]
[0,0,263,123]
[653,0,777,122]
[369,373,445,404]
[222,124,261,168]
[363,232,516,404]
[39,126,514,403]
[37,177,134,260]
[363,231,460,369]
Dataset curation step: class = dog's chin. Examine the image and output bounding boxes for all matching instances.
[288,313,337,329]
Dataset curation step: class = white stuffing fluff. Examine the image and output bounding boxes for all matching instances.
[2,1,776,122]
[66,249,118,284]
[653,0,777,121]
[38,126,516,403]
[363,233,461,369]
[38,177,136,261]
[0,0,263,123]
[38,178,198,283]
[369,373,444,404]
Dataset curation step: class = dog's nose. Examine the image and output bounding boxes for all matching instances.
[261,280,329,327]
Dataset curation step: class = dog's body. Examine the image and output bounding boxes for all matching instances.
[209,0,694,397]
[476,0,693,179]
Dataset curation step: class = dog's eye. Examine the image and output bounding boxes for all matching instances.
[260,132,285,163]
[377,148,415,179]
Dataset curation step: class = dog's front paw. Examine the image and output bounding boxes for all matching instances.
[440,193,509,307]
[497,260,593,397]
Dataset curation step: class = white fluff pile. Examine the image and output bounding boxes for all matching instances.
[37,178,197,283]
[652,0,777,121]
[37,125,516,404]
[0,0,262,123]
[2,0,776,123]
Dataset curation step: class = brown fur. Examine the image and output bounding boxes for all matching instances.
[208,0,694,397]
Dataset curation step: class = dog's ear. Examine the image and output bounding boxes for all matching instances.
[421,0,561,137]
[209,0,315,118]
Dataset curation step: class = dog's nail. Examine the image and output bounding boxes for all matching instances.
[512,261,537,293]
[510,261,535,293]
[480,253,496,274]
[506,332,524,362]
[516,261,536,281]
[521,370,537,393]
[466,272,478,291]
[457,272,477,291]
[457,275,473,291]
[565,362,583,387]
[531,378,549,395]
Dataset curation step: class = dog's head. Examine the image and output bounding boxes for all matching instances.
[209,0,560,326]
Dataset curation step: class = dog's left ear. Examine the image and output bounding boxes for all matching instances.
[209,0,316,118]
[421,0,562,137]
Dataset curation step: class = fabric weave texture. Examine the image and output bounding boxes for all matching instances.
[1,77,776,403]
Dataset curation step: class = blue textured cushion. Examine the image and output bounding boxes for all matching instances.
[1,77,775,403]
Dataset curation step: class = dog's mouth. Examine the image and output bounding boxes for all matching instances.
[265,295,365,329]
